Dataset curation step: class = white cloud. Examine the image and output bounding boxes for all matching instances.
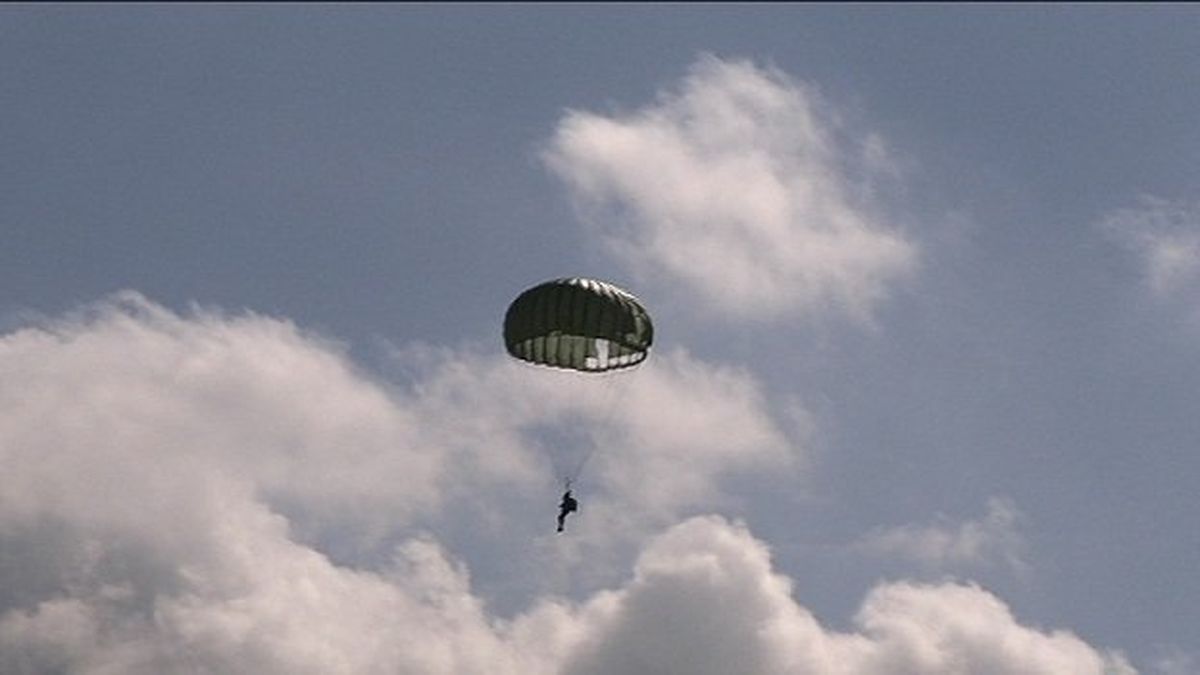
[564,516,1133,675]
[1101,196,1200,298]
[853,497,1029,575]
[543,54,918,322]
[0,296,1135,673]
[0,492,519,675]
[0,294,795,672]
[0,292,440,538]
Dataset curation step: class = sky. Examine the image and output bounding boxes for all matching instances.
[1,5,1199,674]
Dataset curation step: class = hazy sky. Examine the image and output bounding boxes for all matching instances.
[2,5,1199,674]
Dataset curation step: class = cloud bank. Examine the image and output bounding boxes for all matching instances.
[565,517,1133,675]
[0,296,1133,673]
[544,55,917,322]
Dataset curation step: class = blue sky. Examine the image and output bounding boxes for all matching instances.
[2,6,1199,674]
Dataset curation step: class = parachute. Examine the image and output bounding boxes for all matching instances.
[504,277,653,372]
[503,277,653,488]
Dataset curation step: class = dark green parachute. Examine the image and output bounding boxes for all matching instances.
[503,278,653,372]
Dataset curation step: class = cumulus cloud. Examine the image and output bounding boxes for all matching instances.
[564,516,1132,675]
[0,495,519,674]
[0,513,1137,675]
[543,54,917,321]
[0,293,795,672]
[0,292,439,537]
[0,295,1135,673]
[853,497,1029,575]
[1101,196,1200,298]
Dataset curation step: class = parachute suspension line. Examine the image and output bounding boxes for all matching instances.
[559,364,637,487]
[553,370,609,487]
[502,277,654,492]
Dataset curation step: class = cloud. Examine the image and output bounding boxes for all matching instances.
[853,497,1029,575]
[0,293,795,671]
[1151,647,1198,675]
[0,494,518,674]
[0,512,1139,675]
[564,516,1132,675]
[0,296,1135,673]
[543,54,918,322]
[0,292,441,538]
[1101,196,1200,298]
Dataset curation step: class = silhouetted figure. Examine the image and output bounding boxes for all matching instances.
[557,489,578,533]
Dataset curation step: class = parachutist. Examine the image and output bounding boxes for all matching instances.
[556,489,578,533]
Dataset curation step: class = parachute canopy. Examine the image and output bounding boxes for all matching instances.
[504,277,653,372]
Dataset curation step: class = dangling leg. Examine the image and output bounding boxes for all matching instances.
[557,479,572,533]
